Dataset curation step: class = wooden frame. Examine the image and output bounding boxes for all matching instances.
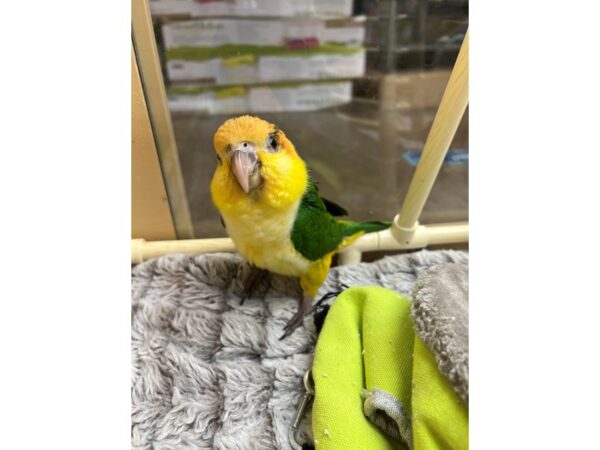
[131,17,469,264]
[132,46,176,240]
[132,0,194,239]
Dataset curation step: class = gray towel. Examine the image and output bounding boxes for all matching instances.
[131,250,468,449]
[411,262,469,404]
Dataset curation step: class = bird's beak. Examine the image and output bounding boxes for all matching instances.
[230,143,259,194]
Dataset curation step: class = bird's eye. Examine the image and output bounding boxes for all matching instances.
[267,135,279,153]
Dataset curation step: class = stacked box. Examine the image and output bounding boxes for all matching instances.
[167,81,353,114]
[154,2,362,113]
[149,0,353,19]
[162,18,366,84]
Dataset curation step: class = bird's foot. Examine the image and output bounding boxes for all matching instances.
[311,284,350,333]
[311,283,350,313]
[280,295,313,340]
[240,266,270,305]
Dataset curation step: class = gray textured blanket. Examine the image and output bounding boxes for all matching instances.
[412,262,469,404]
[132,250,468,449]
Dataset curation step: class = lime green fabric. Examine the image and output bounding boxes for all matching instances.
[312,287,413,450]
[412,337,468,450]
[311,286,468,450]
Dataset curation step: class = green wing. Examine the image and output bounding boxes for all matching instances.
[291,179,344,261]
[291,179,391,261]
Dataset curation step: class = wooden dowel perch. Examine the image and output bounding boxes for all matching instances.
[392,30,469,244]
[132,238,236,264]
[132,222,467,264]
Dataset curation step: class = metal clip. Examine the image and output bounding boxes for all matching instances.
[289,368,315,450]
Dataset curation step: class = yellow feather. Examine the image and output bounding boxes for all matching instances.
[300,253,334,299]
[211,116,364,299]
[299,232,365,298]
[210,115,308,214]
[337,231,365,251]
[210,116,310,277]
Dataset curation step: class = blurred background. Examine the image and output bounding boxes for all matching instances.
[134,0,468,240]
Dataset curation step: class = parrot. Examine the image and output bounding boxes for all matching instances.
[210,115,390,338]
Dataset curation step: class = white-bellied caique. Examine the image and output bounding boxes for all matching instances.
[211,115,390,338]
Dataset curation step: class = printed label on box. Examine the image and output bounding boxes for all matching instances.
[249,82,352,112]
[168,81,352,113]
[163,20,285,49]
[258,50,365,81]
[320,26,365,46]
[149,0,194,16]
[162,19,363,49]
[167,59,220,81]
[152,0,353,17]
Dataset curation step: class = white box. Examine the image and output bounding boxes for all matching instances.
[150,0,353,18]
[162,19,365,83]
[258,50,365,82]
[166,51,364,82]
[162,19,363,49]
[168,86,250,113]
[148,0,194,16]
[166,59,220,82]
[249,81,352,112]
[162,19,285,49]
[193,0,293,18]
[320,24,365,46]
[167,81,353,113]
[218,56,260,84]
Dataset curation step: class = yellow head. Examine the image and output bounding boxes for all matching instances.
[210,115,308,213]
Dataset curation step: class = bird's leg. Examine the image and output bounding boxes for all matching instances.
[280,295,313,340]
[240,265,270,305]
[279,256,332,339]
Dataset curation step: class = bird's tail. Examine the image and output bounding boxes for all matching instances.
[335,220,391,252]
[338,220,391,238]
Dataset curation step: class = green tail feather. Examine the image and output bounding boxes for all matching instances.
[338,220,391,237]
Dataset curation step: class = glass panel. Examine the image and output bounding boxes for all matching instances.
[147,0,468,238]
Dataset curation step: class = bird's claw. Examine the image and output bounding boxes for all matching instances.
[279,311,304,340]
[240,266,269,305]
[279,296,313,340]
